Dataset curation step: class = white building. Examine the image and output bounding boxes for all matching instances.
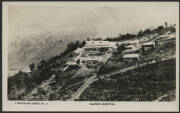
[122,54,140,60]
[123,45,138,54]
[85,41,117,47]
[66,48,82,66]
[142,41,156,47]
[74,48,83,54]
[80,41,117,57]
[83,41,117,54]
[80,56,104,65]
[139,37,149,44]
[141,41,156,51]
[118,39,140,46]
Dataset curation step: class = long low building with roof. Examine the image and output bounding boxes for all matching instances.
[82,41,117,54]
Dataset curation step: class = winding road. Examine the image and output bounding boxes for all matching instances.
[69,74,98,101]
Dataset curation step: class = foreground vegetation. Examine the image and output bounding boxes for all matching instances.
[8,41,86,100]
[78,59,176,101]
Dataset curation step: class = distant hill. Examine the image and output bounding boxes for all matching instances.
[8,31,89,76]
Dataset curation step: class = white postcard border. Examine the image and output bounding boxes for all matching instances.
[2,2,179,112]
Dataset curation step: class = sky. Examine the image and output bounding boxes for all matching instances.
[7,2,179,41]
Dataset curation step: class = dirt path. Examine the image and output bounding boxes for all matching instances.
[154,90,176,102]
[68,74,98,101]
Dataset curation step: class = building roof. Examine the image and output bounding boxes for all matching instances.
[80,56,104,62]
[66,61,77,65]
[126,45,136,48]
[74,48,82,54]
[123,54,140,58]
[117,39,139,45]
[142,41,155,46]
[85,41,116,48]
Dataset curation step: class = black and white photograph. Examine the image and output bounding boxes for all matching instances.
[2,1,179,112]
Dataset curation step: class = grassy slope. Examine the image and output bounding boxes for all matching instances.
[78,59,176,101]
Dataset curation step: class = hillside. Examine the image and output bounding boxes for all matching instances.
[7,24,176,101]
[78,59,176,101]
[8,31,90,76]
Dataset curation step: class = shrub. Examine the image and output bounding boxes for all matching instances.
[170,26,176,33]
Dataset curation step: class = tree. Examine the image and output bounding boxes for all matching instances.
[118,33,122,38]
[96,74,102,81]
[117,44,126,52]
[37,60,47,70]
[104,37,112,41]
[156,26,164,31]
[29,63,35,71]
[170,26,176,32]
[143,28,152,35]
[80,41,86,48]
[87,37,91,41]
[137,30,143,37]
[75,41,80,48]
[165,22,168,27]
[76,59,80,64]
